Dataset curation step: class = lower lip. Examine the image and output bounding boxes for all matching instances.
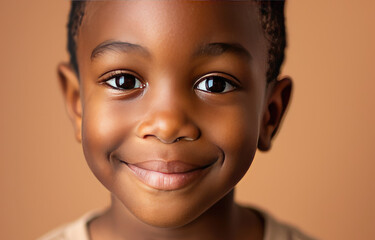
[125,163,209,191]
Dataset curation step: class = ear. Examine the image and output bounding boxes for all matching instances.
[258,77,292,151]
[57,62,82,143]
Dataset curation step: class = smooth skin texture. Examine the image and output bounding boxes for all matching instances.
[58,1,292,240]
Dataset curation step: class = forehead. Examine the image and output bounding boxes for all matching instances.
[76,1,267,79]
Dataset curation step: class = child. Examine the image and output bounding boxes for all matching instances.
[40,1,316,239]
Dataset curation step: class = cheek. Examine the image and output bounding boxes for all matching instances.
[216,108,259,155]
[200,100,261,187]
[81,98,137,189]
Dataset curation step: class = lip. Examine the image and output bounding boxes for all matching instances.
[121,160,213,191]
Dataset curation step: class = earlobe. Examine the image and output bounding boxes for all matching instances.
[258,77,292,151]
[57,62,82,143]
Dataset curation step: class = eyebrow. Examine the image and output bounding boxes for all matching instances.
[91,40,150,60]
[193,42,252,61]
[91,40,251,62]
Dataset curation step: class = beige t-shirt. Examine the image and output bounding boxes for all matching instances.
[38,209,316,240]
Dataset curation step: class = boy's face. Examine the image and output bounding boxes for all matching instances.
[60,1,291,227]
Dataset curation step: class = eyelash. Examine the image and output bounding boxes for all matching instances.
[101,70,146,90]
[100,71,238,93]
[194,74,238,94]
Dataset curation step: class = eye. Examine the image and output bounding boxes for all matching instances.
[195,75,236,93]
[105,73,144,90]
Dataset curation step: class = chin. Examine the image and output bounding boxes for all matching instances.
[116,193,210,229]
[133,202,207,229]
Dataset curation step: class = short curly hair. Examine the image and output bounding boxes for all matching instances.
[67,0,286,83]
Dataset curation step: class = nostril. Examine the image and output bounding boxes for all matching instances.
[142,134,153,140]
[175,136,194,142]
[145,135,199,144]
[135,111,201,144]
[157,136,179,144]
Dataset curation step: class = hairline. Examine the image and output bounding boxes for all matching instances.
[67,0,286,83]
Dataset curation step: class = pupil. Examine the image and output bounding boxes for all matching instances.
[116,75,136,89]
[205,76,226,92]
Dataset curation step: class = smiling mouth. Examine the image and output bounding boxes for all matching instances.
[120,160,215,191]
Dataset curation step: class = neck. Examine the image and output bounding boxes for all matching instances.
[98,190,247,240]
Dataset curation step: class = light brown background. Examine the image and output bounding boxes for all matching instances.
[0,0,374,239]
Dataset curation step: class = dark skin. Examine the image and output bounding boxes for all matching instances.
[58,1,292,240]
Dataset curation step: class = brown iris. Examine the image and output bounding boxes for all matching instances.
[115,74,137,89]
[205,76,227,93]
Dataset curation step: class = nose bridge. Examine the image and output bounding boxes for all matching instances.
[150,87,187,129]
[135,75,200,143]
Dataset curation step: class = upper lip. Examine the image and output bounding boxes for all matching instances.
[123,160,213,174]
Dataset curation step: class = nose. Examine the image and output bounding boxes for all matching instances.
[135,98,200,144]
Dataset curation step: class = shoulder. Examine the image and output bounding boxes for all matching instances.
[252,207,318,240]
[37,211,102,240]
